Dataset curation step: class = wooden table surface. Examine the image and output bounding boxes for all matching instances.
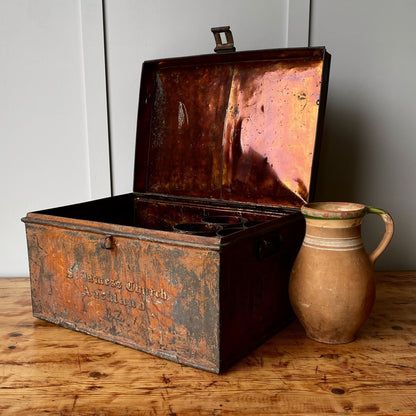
[1,271,416,415]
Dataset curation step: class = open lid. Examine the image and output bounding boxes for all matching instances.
[134,46,330,208]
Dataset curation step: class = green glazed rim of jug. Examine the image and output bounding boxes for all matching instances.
[301,202,367,220]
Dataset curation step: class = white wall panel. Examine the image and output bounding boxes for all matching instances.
[287,0,310,46]
[310,0,416,269]
[0,1,106,276]
[80,1,112,199]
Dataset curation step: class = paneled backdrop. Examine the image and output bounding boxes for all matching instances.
[1,0,415,276]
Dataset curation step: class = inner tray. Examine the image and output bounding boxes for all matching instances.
[33,193,297,236]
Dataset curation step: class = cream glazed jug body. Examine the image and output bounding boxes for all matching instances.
[289,202,394,344]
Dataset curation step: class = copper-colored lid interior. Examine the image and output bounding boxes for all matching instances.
[134,48,330,208]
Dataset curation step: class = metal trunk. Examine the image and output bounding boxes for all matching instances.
[23,45,330,373]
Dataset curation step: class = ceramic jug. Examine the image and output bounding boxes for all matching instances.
[289,202,394,344]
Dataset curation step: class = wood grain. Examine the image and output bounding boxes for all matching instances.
[1,272,416,415]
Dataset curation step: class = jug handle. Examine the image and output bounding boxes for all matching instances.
[366,207,394,266]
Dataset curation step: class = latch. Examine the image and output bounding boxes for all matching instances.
[100,235,114,250]
[211,26,236,53]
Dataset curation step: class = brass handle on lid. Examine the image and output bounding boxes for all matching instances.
[211,26,236,53]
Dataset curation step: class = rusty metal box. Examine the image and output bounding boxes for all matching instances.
[22,45,330,373]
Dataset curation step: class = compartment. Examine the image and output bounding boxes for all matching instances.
[34,192,297,234]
